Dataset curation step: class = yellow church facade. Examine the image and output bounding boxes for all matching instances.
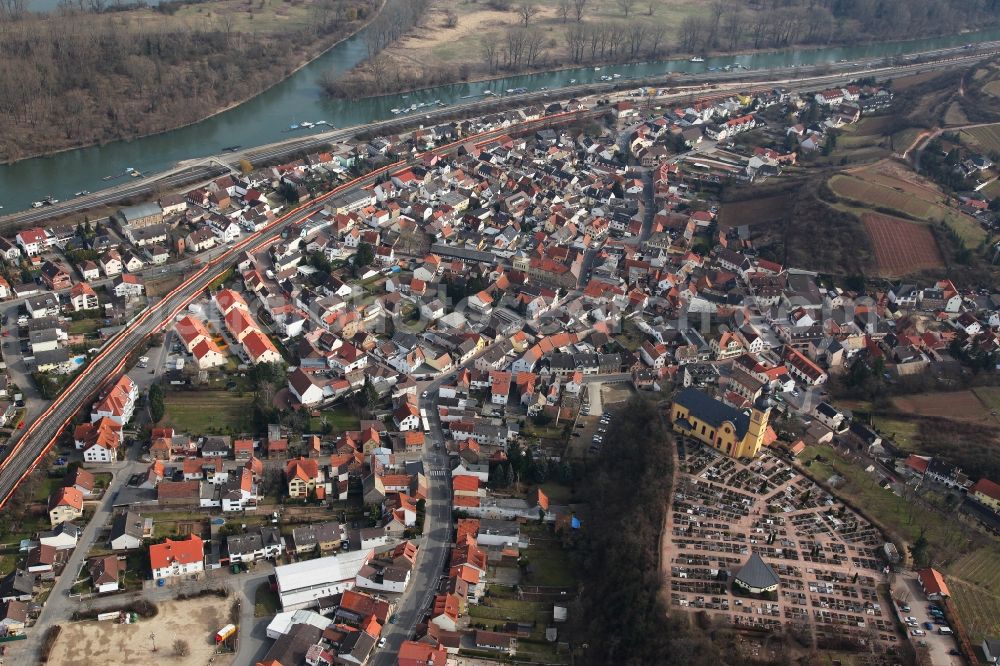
[670,387,771,459]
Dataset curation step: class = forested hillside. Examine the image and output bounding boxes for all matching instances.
[0,0,375,162]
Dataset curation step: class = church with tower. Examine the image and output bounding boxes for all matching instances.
[669,387,772,459]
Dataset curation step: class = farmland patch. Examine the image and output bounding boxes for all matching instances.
[862,212,943,277]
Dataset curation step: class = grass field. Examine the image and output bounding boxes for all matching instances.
[521,524,576,588]
[68,318,102,336]
[830,163,986,246]
[161,391,254,434]
[947,549,1000,641]
[469,590,564,662]
[972,387,1000,423]
[871,416,919,450]
[830,174,937,220]
[254,582,281,617]
[837,118,893,150]
[963,123,1000,153]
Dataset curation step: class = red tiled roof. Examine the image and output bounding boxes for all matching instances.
[917,567,950,597]
[149,535,204,570]
[452,476,479,492]
[285,457,319,482]
[971,477,1000,502]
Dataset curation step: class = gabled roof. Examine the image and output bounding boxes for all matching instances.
[285,457,319,483]
[917,567,950,597]
[971,477,1000,502]
[149,535,204,570]
[49,486,83,511]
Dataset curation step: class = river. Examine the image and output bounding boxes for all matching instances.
[3,27,1000,214]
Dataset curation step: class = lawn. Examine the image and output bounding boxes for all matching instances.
[151,512,207,539]
[254,582,281,617]
[161,391,254,434]
[536,482,577,504]
[871,415,919,450]
[614,318,645,352]
[309,407,361,432]
[521,420,567,441]
[68,318,102,336]
[0,510,52,551]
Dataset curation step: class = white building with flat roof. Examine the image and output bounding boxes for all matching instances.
[274,549,373,611]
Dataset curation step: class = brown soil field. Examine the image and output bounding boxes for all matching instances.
[48,597,234,665]
[862,212,943,277]
[891,391,995,425]
[717,192,791,228]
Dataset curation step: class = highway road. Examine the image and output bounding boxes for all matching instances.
[2,39,998,231]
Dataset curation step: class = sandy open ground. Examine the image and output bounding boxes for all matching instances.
[48,597,234,666]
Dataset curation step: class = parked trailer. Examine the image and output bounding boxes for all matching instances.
[215,624,237,643]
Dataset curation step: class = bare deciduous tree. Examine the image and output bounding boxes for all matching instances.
[677,15,706,53]
[481,37,499,73]
[557,0,571,22]
[616,0,635,18]
[571,0,587,22]
[173,640,190,657]
[515,0,539,27]
[722,8,745,51]
[646,24,666,57]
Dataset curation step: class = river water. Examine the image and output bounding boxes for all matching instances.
[3,26,1000,214]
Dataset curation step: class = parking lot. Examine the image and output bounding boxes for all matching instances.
[665,440,903,656]
[891,574,962,665]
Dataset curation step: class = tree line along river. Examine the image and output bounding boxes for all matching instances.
[3,25,1000,213]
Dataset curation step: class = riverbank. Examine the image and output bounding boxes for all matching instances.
[0,0,385,165]
[328,0,1000,100]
